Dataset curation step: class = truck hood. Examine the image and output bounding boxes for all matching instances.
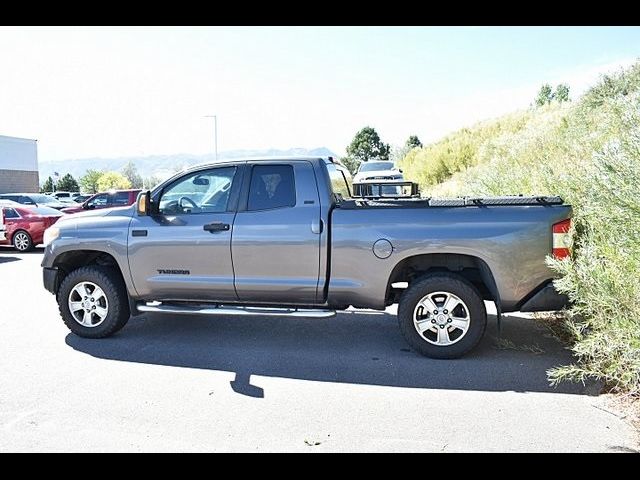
[55,205,134,228]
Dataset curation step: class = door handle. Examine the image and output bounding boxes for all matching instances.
[204,222,230,233]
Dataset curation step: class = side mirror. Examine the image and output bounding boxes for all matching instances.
[137,190,151,216]
[399,169,403,173]
[85,204,94,210]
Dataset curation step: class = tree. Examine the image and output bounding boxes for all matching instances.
[56,173,79,192]
[340,156,361,176]
[80,169,104,194]
[143,175,162,189]
[406,135,423,149]
[41,176,54,193]
[555,83,570,103]
[97,171,132,191]
[535,83,554,106]
[346,126,390,163]
[342,126,391,175]
[122,161,143,189]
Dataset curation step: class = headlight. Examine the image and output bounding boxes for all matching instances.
[43,226,60,246]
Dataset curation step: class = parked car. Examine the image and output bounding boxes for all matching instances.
[57,198,79,207]
[0,200,63,251]
[73,194,92,203]
[42,157,572,359]
[52,191,82,200]
[61,189,142,214]
[352,161,404,196]
[0,193,68,210]
[352,161,403,183]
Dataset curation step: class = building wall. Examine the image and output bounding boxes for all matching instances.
[0,135,39,193]
[0,169,40,193]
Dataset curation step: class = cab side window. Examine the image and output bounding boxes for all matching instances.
[158,167,236,215]
[247,165,296,211]
[87,194,109,208]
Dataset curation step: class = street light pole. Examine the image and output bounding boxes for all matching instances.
[204,115,218,161]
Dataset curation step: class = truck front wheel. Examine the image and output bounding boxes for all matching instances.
[397,273,487,359]
[57,266,130,338]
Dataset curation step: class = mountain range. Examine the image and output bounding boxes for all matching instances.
[39,147,337,183]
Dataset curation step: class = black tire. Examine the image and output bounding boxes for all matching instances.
[12,230,33,252]
[57,266,130,338]
[398,273,487,359]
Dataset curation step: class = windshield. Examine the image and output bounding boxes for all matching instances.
[29,194,60,204]
[358,162,395,172]
[26,206,64,216]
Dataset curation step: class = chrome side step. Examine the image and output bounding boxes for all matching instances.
[137,302,336,318]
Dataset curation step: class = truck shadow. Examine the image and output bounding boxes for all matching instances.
[0,255,21,264]
[66,310,588,397]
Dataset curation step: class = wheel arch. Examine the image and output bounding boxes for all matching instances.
[51,249,136,305]
[385,252,500,308]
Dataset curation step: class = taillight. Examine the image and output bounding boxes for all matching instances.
[552,219,572,259]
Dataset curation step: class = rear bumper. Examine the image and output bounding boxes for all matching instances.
[519,281,569,312]
[43,267,59,295]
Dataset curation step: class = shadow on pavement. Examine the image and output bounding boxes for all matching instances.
[0,255,21,264]
[0,246,44,256]
[66,310,587,397]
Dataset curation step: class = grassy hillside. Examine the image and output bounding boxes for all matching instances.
[400,63,640,395]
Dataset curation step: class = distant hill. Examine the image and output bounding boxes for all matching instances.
[39,147,336,182]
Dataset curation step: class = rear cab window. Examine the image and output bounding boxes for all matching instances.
[247,165,296,211]
[113,192,131,206]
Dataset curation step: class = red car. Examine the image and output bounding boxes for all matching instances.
[61,189,141,214]
[0,200,63,251]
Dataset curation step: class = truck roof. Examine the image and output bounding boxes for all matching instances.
[181,156,331,171]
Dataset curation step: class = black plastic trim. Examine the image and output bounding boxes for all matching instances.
[519,281,569,312]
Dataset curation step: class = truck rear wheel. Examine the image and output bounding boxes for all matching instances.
[57,266,130,338]
[398,273,487,359]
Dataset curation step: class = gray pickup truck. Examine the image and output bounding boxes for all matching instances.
[41,157,572,358]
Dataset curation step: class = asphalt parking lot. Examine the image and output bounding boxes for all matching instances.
[0,247,637,452]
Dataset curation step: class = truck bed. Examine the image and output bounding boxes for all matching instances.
[328,199,571,311]
[338,195,564,209]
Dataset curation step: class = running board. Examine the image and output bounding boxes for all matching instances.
[137,302,336,318]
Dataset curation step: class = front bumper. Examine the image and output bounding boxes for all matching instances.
[43,267,59,295]
[519,281,569,312]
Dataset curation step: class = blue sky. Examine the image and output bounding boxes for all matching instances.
[1,26,639,161]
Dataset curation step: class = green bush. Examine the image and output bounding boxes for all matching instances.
[405,62,640,395]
